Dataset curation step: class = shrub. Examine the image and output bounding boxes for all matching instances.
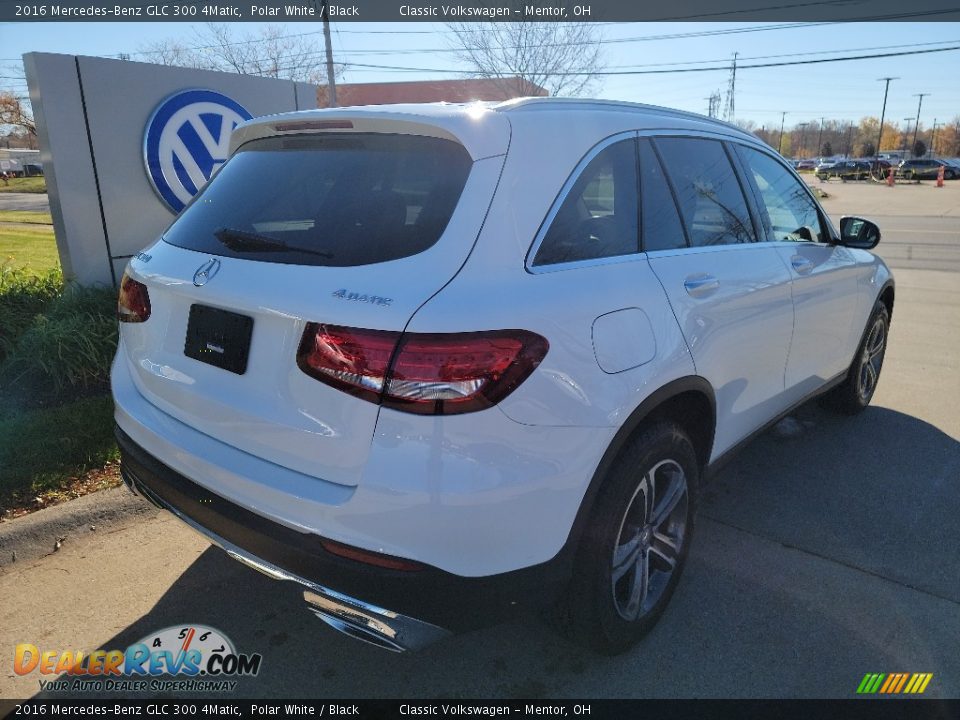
[0,264,64,361]
[0,277,118,401]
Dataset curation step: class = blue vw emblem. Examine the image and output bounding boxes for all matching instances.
[144,89,252,213]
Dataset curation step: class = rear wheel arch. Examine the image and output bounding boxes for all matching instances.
[563,377,715,554]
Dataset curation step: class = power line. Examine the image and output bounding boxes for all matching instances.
[327,44,960,76]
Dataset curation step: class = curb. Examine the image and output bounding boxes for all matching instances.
[0,486,160,570]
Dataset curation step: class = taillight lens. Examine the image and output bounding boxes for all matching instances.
[297,324,399,404]
[117,272,151,323]
[297,324,548,415]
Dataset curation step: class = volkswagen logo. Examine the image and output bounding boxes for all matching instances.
[193,258,221,287]
[144,89,253,213]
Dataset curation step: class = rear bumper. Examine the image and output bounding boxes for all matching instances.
[116,427,571,647]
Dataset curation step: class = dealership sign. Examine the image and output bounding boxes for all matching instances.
[144,88,252,213]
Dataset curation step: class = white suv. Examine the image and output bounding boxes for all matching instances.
[113,99,893,654]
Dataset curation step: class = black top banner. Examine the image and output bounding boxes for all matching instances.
[3,700,960,720]
[3,0,960,22]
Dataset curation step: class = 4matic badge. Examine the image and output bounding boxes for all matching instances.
[332,289,393,307]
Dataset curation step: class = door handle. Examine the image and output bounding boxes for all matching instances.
[791,255,814,275]
[683,274,720,298]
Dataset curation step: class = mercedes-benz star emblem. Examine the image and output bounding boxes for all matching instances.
[193,258,221,287]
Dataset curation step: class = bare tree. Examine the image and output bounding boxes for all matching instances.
[137,24,339,85]
[445,19,604,98]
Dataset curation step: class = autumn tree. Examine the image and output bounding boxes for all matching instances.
[445,18,605,98]
[0,91,35,137]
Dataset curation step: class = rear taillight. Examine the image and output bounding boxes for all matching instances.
[297,324,548,415]
[117,272,151,323]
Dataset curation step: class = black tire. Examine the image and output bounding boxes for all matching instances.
[823,301,889,415]
[561,422,698,654]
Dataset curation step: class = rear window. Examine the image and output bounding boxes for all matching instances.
[162,134,473,267]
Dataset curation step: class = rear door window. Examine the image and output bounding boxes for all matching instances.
[639,139,687,252]
[532,138,639,266]
[653,137,756,247]
[162,134,473,267]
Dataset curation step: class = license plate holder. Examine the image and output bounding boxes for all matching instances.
[184,304,254,375]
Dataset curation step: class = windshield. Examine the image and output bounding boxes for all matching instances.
[162,133,473,267]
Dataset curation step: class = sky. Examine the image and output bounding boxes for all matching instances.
[2,20,959,132]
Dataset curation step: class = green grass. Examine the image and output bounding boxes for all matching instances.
[0,394,118,503]
[0,176,47,193]
[0,222,59,274]
[0,210,53,224]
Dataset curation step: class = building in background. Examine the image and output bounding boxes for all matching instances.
[318,77,548,107]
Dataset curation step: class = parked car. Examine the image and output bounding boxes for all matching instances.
[795,159,818,170]
[114,99,894,654]
[898,158,959,180]
[816,160,872,181]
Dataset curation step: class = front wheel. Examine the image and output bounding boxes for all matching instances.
[562,422,698,654]
[824,301,889,414]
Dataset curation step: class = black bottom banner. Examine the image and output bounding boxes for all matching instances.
[2,699,959,720]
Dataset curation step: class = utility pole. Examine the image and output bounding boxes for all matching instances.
[723,53,738,122]
[876,77,898,158]
[912,93,930,155]
[321,0,338,107]
[844,123,853,158]
[797,122,809,158]
[778,111,787,154]
[817,117,825,157]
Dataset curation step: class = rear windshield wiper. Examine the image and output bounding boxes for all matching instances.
[213,227,333,259]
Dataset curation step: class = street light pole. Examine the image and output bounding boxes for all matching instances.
[817,117,825,157]
[912,93,929,155]
[901,118,914,155]
[876,76,898,158]
[931,119,939,157]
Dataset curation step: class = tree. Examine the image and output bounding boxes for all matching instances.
[859,142,876,158]
[138,23,339,84]
[912,140,927,158]
[0,91,35,137]
[445,18,605,97]
[821,141,833,157]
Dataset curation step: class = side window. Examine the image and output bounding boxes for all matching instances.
[654,137,756,247]
[638,139,687,252]
[737,146,826,243]
[533,138,639,266]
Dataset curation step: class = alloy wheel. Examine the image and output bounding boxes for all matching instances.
[610,459,689,621]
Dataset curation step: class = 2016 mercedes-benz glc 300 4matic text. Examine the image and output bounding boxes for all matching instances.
[114,99,893,654]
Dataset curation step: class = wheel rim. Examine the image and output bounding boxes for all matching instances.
[857,317,886,402]
[610,459,688,621]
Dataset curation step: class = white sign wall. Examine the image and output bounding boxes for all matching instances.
[25,52,317,285]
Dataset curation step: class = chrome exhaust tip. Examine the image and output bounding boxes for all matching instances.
[302,589,451,653]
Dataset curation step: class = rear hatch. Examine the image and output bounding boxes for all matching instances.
[118,108,510,487]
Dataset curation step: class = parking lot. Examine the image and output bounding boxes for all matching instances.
[1,180,958,699]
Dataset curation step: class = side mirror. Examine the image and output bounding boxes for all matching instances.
[838,216,881,249]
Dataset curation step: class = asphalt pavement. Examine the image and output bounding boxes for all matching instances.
[0,193,50,213]
[0,182,958,699]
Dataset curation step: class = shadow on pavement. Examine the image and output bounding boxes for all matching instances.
[33,402,960,699]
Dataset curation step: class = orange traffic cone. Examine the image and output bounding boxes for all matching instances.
[936,165,945,188]
[887,167,895,186]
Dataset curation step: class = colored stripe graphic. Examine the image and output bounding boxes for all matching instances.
[857,673,933,694]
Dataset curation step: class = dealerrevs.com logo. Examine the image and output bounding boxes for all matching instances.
[14,625,262,693]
